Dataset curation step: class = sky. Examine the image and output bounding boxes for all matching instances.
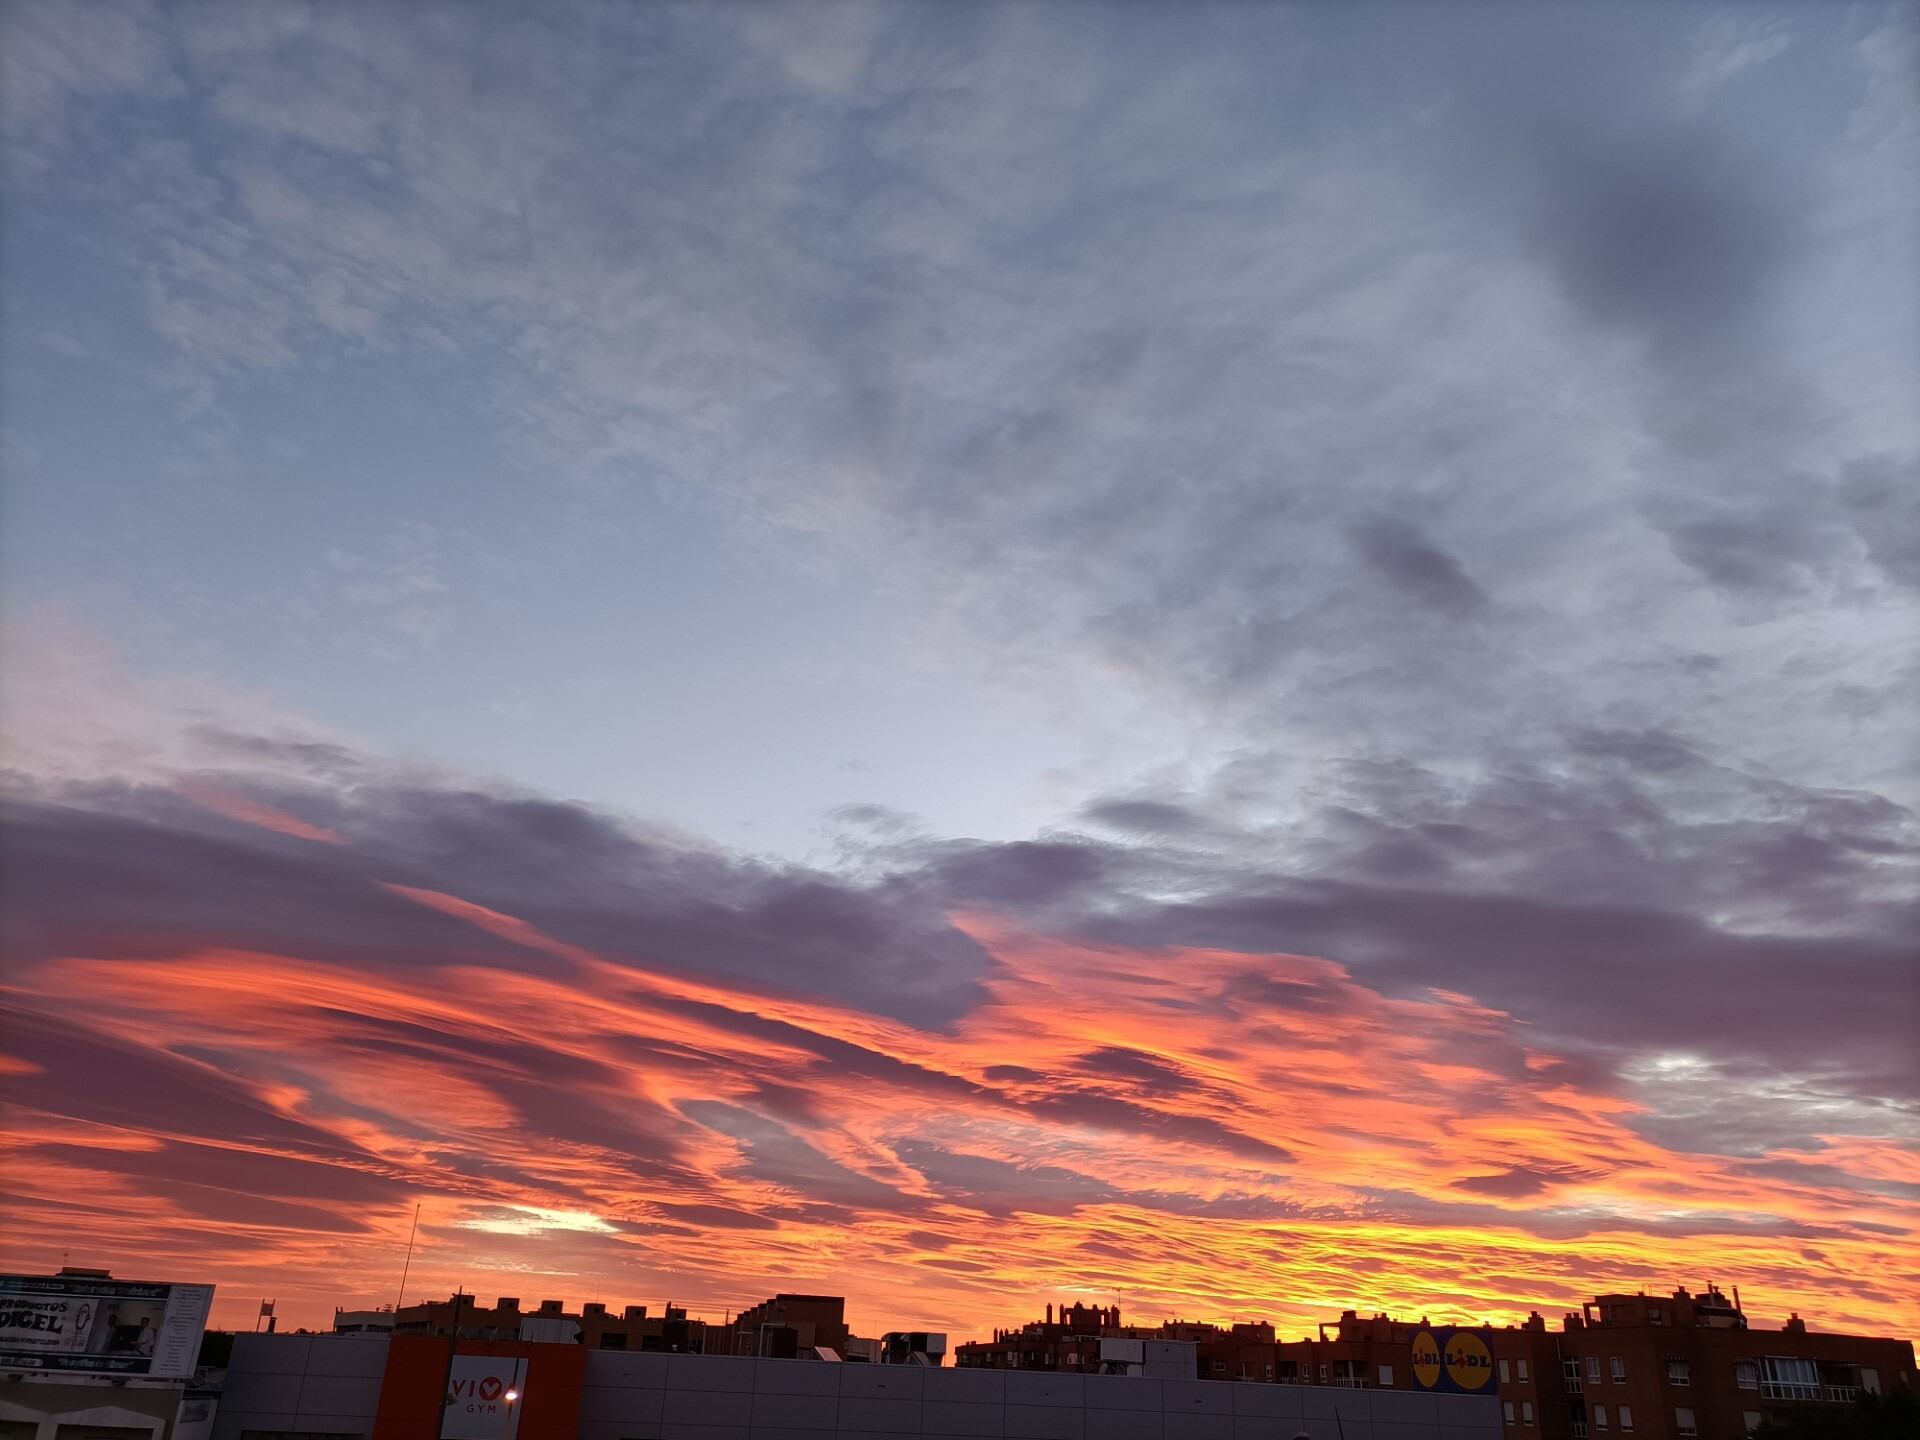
[1,0,1917,1343]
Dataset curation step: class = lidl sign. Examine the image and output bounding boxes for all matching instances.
[1410,1327,1496,1394]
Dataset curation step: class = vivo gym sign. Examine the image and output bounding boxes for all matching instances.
[1409,1327,1496,1395]
[443,1355,527,1440]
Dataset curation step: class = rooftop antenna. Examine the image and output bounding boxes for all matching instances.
[394,1202,422,1314]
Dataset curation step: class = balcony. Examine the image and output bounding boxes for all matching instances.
[1570,1425,1588,1438]
[1824,1386,1859,1404]
[1564,1379,1584,1394]
[1762,1383,1821,1402]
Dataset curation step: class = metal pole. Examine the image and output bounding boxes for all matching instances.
[395,1202,422,1315]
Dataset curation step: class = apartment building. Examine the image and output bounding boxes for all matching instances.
[371,1294,709,1353]
[720,1295,850,1360]
[1207,1285,1914,1440]
[1496,1287,1914,1440]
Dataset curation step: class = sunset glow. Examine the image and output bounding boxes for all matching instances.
[3,792,1914,1339]
[3,0,1916,1363]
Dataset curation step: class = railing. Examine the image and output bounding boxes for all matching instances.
[1824,1386,1859,1404]
[1564,1378,1584,1394]
[1570,1424,1588,1438]
[1762,1383,1820,1401]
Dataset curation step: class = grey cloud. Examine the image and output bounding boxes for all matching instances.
[1655,491,1852,599]
[0,780,993,1027]
[1527,121,1793,357]
[1452,1165,1598,1200]
[1081,799,1207,836]
[14,0,1911,824]
[1347,516,1488,619]
[1075,1046,1202,1097]
[892,1141,1121,1216]
[679,1100,922,1213]
[1840,452,1920,590]
[1,1003,379,1167]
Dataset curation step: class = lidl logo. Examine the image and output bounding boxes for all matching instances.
[1411,1328,1495,1393]
[1412,1330,1445,1389]
[1444,1331,1494,1391]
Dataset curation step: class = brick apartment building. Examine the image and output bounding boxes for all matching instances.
[722,1294,851,1359]
[1484,1286,1914,1440]
[956,1302,1137,1370]
[362,1293,712,1351]
[1208,1286,1915,1440]
[957,1285,1914,1440]
[953,1302,1273,1373]
[349,1291,869,1361]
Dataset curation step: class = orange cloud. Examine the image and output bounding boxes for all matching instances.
[3,889,1914,1345]
[177,780,345,844]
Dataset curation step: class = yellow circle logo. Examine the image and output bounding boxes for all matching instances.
[1411,1329,1444,1389]
[1445,1331,1495,1391]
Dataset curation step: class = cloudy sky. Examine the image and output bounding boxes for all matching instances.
[2,1,1916,1340]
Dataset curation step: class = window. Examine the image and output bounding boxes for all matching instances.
[1587,1357,1602,1382]
[1649,1310,1665,1325]
[1618,1406,1633,1432]
[1861,1369,1880,1395]
[1666,1360,1690,1387]
[1761,1357,1820,1402]
[1522,1402,1535,1426]
[1211,1359,1226,1375]
[1566,1358,1584,1393]
[1517,1360,1531,1382]
[1380,1365,1395,1387]
[1611,1358,1626,1384]
[1594,1405,1608,1429]
[1735,1361,1758,1390]
[1742,1414,1762,1435]
[1319,1364,1329,1383]
[1505,1403,1517,1425]
[1674,1408,1696,1437]
[1500,1360,1512,1384]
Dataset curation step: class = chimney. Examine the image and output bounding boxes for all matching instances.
[497,1297,520,1312]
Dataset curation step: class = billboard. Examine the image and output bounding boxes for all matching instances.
[0,1275,215,1379]
[443,1354,527,1440]
[1409,1326,1496,1395]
